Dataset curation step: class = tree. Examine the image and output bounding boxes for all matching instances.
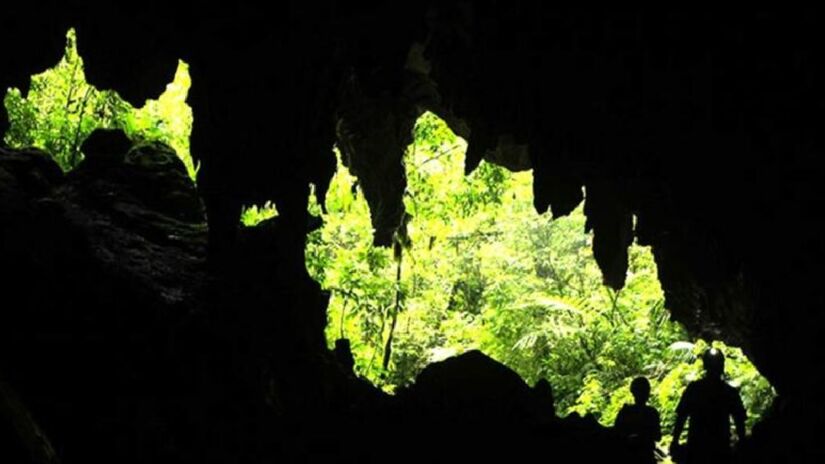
[3,28,196,179]
[303,112,775,442]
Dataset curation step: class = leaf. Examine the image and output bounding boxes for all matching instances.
[668,341,695,352]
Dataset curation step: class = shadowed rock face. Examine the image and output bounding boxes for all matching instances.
[1,140,208,460]
[2,4,824,462]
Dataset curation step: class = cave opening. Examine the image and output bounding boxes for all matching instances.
[3,28,195,179]
[296,111,775,446]
[2,10,822,460]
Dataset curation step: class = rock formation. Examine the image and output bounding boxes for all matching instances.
[2,4,823,462]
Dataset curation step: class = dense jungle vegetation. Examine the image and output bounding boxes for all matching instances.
[4,28,775,449]
[3,29,195,178]
[301,113,774,443]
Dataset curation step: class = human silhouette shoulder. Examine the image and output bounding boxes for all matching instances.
[671,348,746,464]
[615,377,661,463]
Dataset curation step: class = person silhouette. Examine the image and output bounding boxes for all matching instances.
[532,378,556,423]
[671,348,746,464]
[615,376,661,464]
[333,338,356,375]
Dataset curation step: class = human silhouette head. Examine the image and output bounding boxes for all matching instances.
[333,338,355,372]
[534,378,553,397]
[533,378,556,416]
[702,348,725,378]
[630,376,651,405]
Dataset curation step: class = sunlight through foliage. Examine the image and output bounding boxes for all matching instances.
[3,28,196,179]
[241,201,280,226]
[304,112,775,442]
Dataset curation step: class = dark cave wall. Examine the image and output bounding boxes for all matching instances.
[2,3,825,461]
[423,5,825,396]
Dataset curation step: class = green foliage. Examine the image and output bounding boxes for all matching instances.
[3,28,196,179]
[305,112,775,442]
[241,201,280,226]
[119,61,195,179]
[3,29,119,171]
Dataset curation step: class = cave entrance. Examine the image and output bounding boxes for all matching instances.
[5,26,775,446]
[2,28,196,179]
[301,111,775,440]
